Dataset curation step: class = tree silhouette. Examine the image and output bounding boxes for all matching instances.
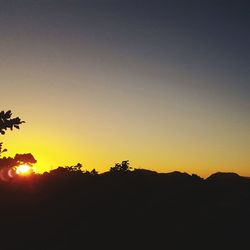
[49,163,83,176]
[0,110,35,170]
[68,163,82,172]
[0,110,25,135]
[90,168,98,175]
[14,153,37,165]
[0,142,7,156]
[0,110,25,156]
[110,160,132,173]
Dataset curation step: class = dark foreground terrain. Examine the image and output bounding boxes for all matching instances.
[1,168,250,249]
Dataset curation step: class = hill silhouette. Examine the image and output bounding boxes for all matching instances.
[206,172,244,182]
[0,165,249,249]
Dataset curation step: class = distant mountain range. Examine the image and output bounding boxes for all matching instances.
[0,168,249,249]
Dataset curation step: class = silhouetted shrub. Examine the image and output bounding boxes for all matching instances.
[109,160,132,173]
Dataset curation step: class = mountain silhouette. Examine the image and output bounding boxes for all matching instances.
[206,172,245,182]
[0,166,249,249]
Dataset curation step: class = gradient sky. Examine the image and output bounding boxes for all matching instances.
[1,0,250,177]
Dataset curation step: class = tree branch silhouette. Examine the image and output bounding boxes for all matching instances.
[0,110,25,157]
[0,110,25,135]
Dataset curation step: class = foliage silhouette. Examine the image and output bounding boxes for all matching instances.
[110,160,132,173]
[49,163,83,176]
[0,142,7,156]
[14,153,37,165]
[0,110,36,171]
[0,110,25,135]
[0,110,25,157]
[0,153,37,173]
[90,168,98,175]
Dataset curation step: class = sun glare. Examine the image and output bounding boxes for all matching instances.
[16,164,32,175]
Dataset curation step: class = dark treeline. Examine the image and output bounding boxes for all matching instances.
[0,161,249,250]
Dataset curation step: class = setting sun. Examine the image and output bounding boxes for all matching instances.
[16,164,33,175]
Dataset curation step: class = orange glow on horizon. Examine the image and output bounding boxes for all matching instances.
[16,164,33,175]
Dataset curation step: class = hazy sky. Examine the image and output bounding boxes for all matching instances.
[1,0,250,176]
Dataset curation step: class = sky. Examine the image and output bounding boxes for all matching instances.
[1,0,250,177]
